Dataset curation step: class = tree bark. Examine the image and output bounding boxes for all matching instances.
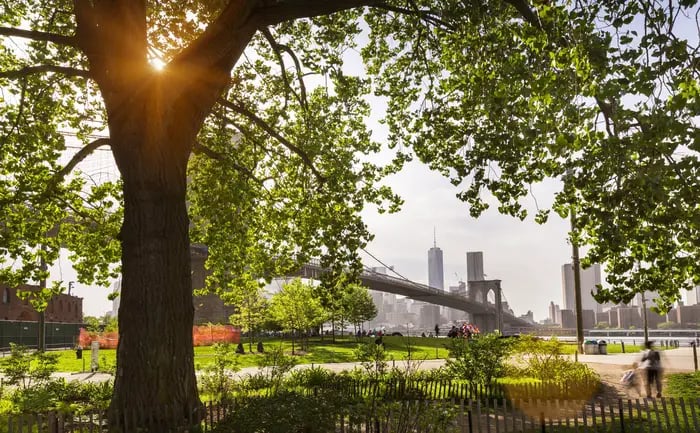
[106,87,199,429]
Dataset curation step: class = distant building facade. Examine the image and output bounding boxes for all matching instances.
[685,286,700,306]
[561,263,609,314]
[467,252,485,281]
[0,284,82,323]
[548,301,561,325]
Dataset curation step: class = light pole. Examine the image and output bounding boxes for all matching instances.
[641,291,649,346]
[570,209,584,354]
[38,245,47,352]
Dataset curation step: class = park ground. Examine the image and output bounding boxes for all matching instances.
[38,336,697,400]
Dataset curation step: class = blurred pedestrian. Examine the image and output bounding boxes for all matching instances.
[640,341,662,398]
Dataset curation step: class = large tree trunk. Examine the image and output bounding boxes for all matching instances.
[108,109,199,429]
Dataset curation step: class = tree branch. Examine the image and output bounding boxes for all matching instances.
[0,26,77,47]
[372,3,454,31]
[218,98,325,183]
[260,27,293,109]
[502,0,542,29]
[0,65,91,80]
[261,27,308,111]
[254,0,381,27]
[193,141,267,186]
[55,138,110,183]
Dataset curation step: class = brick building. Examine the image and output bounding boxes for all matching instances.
[190,244,235,325]
[0,284,83,323]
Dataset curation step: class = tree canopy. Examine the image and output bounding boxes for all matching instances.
[1,0,698,425]
[1,1,696,311]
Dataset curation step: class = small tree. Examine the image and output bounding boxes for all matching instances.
[229,284,269,353]
[269,278,324,354]
[1,344,58,391]
[342,284,377,335]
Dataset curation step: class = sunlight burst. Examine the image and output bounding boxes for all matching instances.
[149,58,166,71]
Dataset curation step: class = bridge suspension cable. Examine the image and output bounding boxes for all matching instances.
[360,248,416,283]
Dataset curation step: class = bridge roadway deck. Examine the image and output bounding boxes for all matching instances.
[295,263,532,328]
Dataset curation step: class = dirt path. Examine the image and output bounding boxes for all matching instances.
[586,362,681,400]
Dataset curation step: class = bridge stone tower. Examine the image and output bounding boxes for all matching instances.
[467,280,503,333]
[466,252,503,333]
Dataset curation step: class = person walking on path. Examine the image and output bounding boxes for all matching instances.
[640,341,663,398]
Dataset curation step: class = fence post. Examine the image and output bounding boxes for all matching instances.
[692,342,698,371]
[621,341,625,353]
[539,411,545,433]
[618,399,625,433]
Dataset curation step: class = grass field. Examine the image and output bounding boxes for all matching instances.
[49,336,451,372]
[46,336,658,372]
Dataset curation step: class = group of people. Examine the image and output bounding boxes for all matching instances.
[446,322,481,339]
[620,341,664,398]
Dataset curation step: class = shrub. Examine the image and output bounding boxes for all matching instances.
[511,335,600,399]
[7,379,113,414]
[1,344,58,391]
[238,372,273,392]
[256,346,297,391]
[198,343,240,401]
[354,341,389,380]
[285,365,336,388]
[211,391,346,433]
[445,333,514,385]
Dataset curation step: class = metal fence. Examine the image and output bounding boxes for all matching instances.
[4,397,700,432]
[0,321,81,350]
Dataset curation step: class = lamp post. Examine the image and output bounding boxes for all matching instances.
[38,245,47,352]
[570,209,584,354]
[641,291,649,346]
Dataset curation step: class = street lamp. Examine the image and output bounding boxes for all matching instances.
[570,209,585,354]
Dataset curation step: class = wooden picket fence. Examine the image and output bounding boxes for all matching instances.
[291,378,600,401]
[4,397,700,432]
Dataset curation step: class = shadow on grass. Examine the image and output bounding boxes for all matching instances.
[305,346,358,364]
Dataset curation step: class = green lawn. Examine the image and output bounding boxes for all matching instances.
[51,336,673,373]
[52,336,452,372]
[666,371,700,399]
[559,342,648,354]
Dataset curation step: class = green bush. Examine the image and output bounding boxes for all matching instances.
[238,372,273,392]
[510,335,600,399]
[256,346,297,391]
[6,379,113,414]
[354,341,390,380]
[445,333,515,385]
[198,343,240,401]
[211,391,347,433]
[1,344,58,391]
[284,365,336,388]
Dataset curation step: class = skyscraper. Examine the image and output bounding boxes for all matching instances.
[428,234,444,290]
[561,263,606,313]
[686,286,700,305]
[426,232,444,327]
[467,252,485,281]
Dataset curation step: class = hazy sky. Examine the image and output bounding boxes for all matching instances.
[359,158,573,322]
[50,150,575,321]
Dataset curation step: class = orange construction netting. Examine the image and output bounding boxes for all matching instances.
[78,325,240,349]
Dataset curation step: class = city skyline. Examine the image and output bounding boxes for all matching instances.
[48,155,696,320]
